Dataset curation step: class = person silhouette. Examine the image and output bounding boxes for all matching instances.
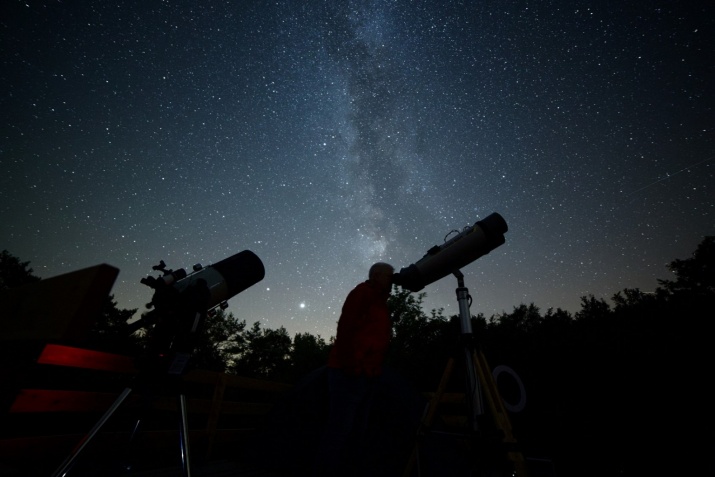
[313,262,394,476]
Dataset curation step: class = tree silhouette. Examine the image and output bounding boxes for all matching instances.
[387,286,452,388]
[289,332,330,380]
[86,294,141,354]
[230,322,292,379]
[190,308,248,372]
[0,250,41,290]
[658,235,715,298]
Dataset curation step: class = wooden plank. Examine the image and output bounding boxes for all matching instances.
[146,396,273,415]
[184,369,292,393]
[0,429,262,474]
[10,389,275,416]
[37,344,137,373]
[205,372,227,459]
[9,389,126,413]
[0,264,119,343]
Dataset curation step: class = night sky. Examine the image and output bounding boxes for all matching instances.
[2,1,713,340]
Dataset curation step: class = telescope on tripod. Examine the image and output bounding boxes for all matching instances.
[393,213,529,477]
[51,250,265,477]
[392,212,507,428]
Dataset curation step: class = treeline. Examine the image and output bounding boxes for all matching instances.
[2,237,713,475]
[2,237,713,389]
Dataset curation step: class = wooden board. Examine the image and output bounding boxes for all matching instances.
[0,263,119,343]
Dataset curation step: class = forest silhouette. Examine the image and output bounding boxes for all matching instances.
[1,237,712,476]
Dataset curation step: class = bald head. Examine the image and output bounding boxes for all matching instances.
[369,262,394,292]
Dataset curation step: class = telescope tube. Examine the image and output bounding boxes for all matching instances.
[172,250,265,310]
[394,213,508,292]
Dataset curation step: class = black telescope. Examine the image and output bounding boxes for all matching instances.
[133,250,265,334]
[169,250,265,311]
[393,212,508,292]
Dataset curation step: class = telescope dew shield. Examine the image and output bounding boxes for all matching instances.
[172,250,265,310]
[395,213,508,292]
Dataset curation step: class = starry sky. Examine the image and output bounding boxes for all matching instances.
[2,1,713,340]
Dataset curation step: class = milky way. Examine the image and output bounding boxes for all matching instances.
[2,1,713,339]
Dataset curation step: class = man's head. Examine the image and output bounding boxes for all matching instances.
[369,262,394,292]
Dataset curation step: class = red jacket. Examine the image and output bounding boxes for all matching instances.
[328,280,391,376]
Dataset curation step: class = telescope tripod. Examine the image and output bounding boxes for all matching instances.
[50,353,196,477]
[403,271,529,477]
[52,277,212,477]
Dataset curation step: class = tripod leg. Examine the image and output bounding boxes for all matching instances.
[117,415,144,472]
[463,346,484,432]
[178,393,192,477]
[472,350,530,477]
[402,357,456,477]
[51,387,133,477]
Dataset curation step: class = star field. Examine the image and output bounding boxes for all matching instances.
[2,1,713,340]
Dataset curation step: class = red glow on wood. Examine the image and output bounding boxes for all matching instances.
[37,344,136,373]
[9,389,121,413]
